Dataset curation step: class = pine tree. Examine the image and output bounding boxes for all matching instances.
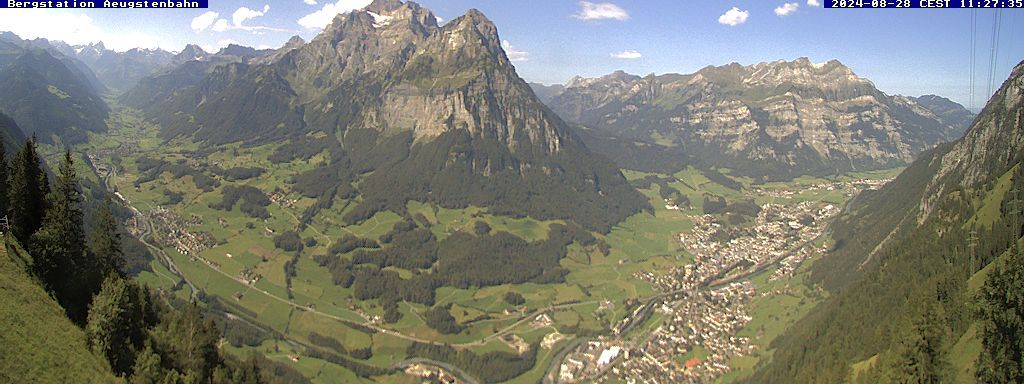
[30,149,88,321]
[7,137,46,245]
[977,242,1024,383]
[90,198,125,282]
[87,275,144,376]
[130,344,165,384]
[153,303,221,380]
[0,139,10,219]
[885,299,950,384]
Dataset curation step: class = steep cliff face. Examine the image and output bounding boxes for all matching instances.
[919,63,1024,222]
[281,0,568,154]
[124,0,649,232]
[546,59,969,179]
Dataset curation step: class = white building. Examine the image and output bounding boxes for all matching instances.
[598,346,622,367]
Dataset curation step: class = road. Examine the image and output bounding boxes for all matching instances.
[93,156,603,350]
[98,161,199,301]
[391,358,481,384]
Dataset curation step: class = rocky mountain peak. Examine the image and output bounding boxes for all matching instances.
[446,8,499,48]
[120,1,648,233]
[174,44,209,63]
[606,70,641,82]
[743,58,866,90]
[365,0,404,13]
[285,36,305,47]
[564,70,641,90]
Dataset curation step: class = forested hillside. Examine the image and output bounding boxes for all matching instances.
[0,46,109,145]
[746,60,1024,383]
[0,138,311,383]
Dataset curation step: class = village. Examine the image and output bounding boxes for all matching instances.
[616,200,840,383]
[147,206,219,258]
[555,178,887,383]
[617,281,757,383]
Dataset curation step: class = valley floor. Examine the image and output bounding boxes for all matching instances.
[64,106,903,383]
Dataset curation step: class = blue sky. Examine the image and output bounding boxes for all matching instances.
[0,0,1021,109]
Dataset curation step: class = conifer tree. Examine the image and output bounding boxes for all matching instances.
[90,198,125,283]
[977,242,1024,383]
[30,150,88,321]
[7,137,46,245]
[87,275,144,376]
[884,299,950,384]
[153,303,221,380]
[129,344,164,384]
[0,139,9,219]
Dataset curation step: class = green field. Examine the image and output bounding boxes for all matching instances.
[84,106,900,382]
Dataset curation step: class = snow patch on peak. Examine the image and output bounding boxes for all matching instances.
[368,11,393,28]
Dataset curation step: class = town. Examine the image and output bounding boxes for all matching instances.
[554,178,888,383]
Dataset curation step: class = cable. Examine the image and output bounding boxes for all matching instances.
[970,10,976,111]
[987,9,1001,99]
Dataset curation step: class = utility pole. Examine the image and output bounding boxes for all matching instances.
[968,229,979,276]
[1006,193,1022,239]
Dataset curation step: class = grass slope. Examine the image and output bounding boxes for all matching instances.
[0,238,117,384]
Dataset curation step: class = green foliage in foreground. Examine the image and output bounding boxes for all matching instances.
[975,242,1024,384]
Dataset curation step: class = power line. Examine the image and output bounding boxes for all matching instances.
[987,9,1002,99]
[970,10,977,110]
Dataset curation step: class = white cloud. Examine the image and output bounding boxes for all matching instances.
[211,18,230,32]
[435,15,444,24]
[0,9,175,52]
[610,50,642,59]
[206,5,286,34]
[574,1,629,21]
[502,40,529,62]
[298,0,373,30]
[303,0,317,4]
[774,2,800,16]
[718,7,749,26]
[233,5,270,27]
[191,11,219,32]
[808,0,822,6]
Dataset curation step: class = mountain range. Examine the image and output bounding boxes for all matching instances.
[748,59,1024,383]
[0,0,1020,383]
[119,0,649,233]
[534,59,974,180]
[0,35,109,145]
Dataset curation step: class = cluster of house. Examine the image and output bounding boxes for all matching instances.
[617,282,756,383]
[150,206,217,257]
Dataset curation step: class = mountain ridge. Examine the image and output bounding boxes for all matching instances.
[747,59,1024,383]
[541,59,973,179]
